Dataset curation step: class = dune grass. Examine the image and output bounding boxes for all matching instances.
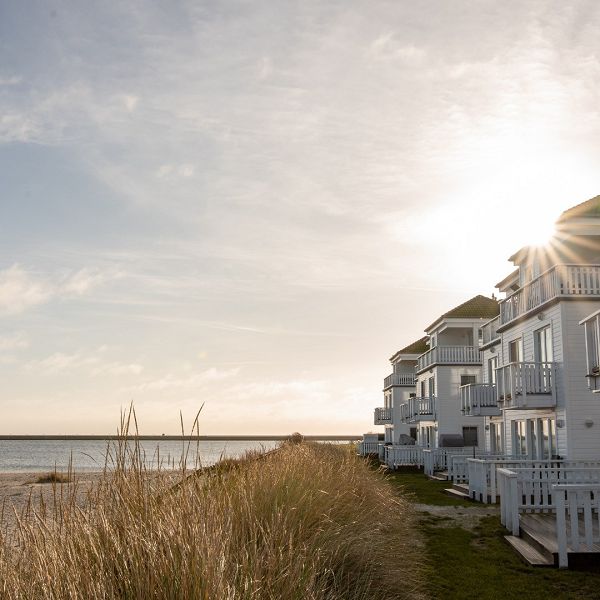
[34,472,71,484]
[0,437,424,599]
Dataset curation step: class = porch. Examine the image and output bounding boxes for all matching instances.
[497,362,557,409]
[373,407,392,425]
[460,383,500,416]
[416,345,481,373]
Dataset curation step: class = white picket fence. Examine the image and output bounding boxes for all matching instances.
[497,467,600,568]
[470,459,600,504]
[357,441,381,456]
[555,483,600,568]
[384,445,423,468]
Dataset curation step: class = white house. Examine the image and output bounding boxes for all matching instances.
[409,295,499,449]
[462,197,600,460]
[377,337,426,444]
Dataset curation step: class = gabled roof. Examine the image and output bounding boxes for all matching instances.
[425,295,500,332]
[389,336,429,362]
[557,196,600,221]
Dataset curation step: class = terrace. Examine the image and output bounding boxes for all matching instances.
[499,264,600,327]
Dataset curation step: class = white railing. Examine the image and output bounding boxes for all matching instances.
[357,441,381,455]
[498,468,520,535]
[496,362,557,408]
[471,459,600,504]
[497,466,600,558]
[406,396,436,422]
[417,345,481,372]
[460,383,499,416]
[374,407,392,425]
[500,264,600,326]
[481,316,500,346]
[423,447,483,476]
[383,373,417,388]
[555,484,600,568]
[384,445,423,468]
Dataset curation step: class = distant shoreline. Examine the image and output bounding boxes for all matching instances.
[0,435,361,441]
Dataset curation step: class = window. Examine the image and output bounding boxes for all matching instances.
[428,376,435,397]
[420,380,426,398]
[488,356,498,384]
[534,326,553,364]
[584,314,600,376]
[490,422,504,454]
[513,420,526,456]
[409,427,417,441]
[539,418,556,459]
[463,426,478,447]
[509,338,523,363]
[460,374,476,387]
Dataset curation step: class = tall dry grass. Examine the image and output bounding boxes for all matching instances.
[0,436,423,599]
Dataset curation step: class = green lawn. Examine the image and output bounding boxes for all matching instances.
[387,470,600,599]
[385,469,472,507]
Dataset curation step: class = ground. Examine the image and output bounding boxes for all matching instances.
[386,469,600,600]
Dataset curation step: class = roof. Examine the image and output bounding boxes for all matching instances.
[425,295,500,332]
[389,336,429,362]
[557,196,600,221]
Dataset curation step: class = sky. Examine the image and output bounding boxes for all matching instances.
[1,1,600,434]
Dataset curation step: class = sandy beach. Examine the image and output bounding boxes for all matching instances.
[0,472,102,540]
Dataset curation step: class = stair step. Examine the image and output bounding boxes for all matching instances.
[443,488,471,501]
[519,520,558,559]
[504,536,554,567]
[427,473,447,481]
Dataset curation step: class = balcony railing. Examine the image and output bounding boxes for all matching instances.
[500,264,600,326]
[406,396,436,422]
[481,316,500,346]
[497,362,557,409]
[460,383,500,416]
[374,407,392,425]
[383,373,417,389]
[417,345,481,372]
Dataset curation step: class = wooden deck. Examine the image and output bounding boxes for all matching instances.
[508,513,600,570]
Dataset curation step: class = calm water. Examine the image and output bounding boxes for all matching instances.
[0,440,280,472]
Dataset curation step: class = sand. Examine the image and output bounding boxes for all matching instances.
[0,471,103,540]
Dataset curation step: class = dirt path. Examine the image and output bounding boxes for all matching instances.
[414,502,499,531]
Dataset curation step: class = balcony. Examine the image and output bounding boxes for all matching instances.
[460,383,501,416]
[499,264,600,327]
[481,316,500,347]
[374,407,392,425]
[383,373,416,389]
[405,396,436,423]
[417,346,481,373]
[496,362,557,409]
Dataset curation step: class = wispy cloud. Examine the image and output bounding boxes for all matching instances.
[0,264,120,317]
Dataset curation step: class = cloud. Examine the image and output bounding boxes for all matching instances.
[0,265,120,317]
[0,333,29,352]
[0,265,53,316]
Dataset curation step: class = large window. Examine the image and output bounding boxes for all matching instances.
[490,422,504,454]
[462,426,478,447]
[534,326,553,364]
[513,420,527,456]
[488,356,498,384]
[428,376,435,397]
[512,418,556,458]
[509,338,523,363]
[584,313,600,376]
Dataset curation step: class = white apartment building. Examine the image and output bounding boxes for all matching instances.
[377,337,426,444]
[461,197,600,460]
[409,295,499,449]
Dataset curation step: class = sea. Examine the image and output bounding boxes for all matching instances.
[0,439,280,472]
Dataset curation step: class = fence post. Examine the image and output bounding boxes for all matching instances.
[554,485,568,568]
